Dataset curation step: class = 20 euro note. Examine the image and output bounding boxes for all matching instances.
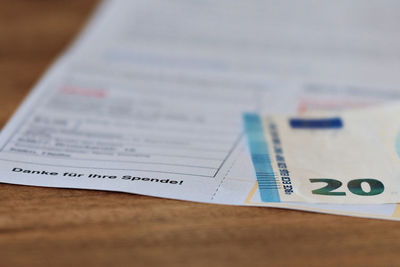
[244,104,400,204]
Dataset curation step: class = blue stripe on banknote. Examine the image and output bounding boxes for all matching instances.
[243,113,280,202]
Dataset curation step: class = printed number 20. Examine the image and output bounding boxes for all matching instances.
[310,178,384,196]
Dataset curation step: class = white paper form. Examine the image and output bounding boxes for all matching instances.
[1,0,400,220]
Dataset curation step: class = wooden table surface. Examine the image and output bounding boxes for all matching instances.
[0,1,399,266]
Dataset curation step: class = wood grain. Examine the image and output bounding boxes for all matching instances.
[0,1,399,266]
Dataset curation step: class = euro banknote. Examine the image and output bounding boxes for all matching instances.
[244,104,400,204]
